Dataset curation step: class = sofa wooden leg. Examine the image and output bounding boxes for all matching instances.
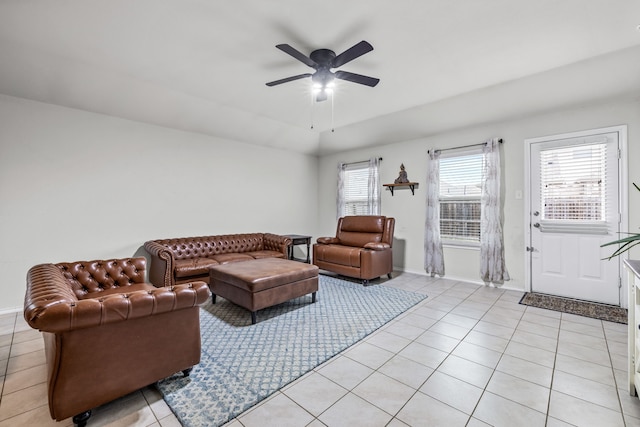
[212,294,216,304]
[312,292,317,303]
[182,367,193,377]
[73,410,91,427]
[362,279,369,286]
[251,311,257,324]
[387,273,392,279]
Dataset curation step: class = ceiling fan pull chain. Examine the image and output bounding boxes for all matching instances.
[331,91,335,132]
[310,90,315,130]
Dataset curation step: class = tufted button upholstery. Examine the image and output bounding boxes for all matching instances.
[56,257,147,299]
[144,233,292,287]
[24,257,210,333]
[23,256,210,423]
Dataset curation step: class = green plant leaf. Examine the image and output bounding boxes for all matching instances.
[601,233,640,247]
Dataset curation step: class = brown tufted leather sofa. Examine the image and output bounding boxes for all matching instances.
[24,257,210,426]
[313,216,395,285]
[144,233,292,287]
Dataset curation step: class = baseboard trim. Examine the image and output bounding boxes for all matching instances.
[0,306,22,316]
[393,267,525,292]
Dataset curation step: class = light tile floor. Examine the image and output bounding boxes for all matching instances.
[2,272,640,426]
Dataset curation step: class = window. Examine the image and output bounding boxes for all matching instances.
[342,164,370,215]
[540,143,606,221]
[337,158,381,217]
[439,152,485,242]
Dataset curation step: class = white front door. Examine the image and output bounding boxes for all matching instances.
[527,128,623,305]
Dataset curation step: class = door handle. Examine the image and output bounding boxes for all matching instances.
[533,211,540,216]
[533,223,540,228]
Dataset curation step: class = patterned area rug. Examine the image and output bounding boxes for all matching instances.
[157,275,427,427]
[519,292,627,324]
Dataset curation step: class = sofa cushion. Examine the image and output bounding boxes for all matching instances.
[339,232,382,248]
[57,258,147,298]
[341,216,385,232]
[174,258,220,278]
[337,216,385,247]
[211,253,255,264]
[314,244,362,267]
[246,250,286,259]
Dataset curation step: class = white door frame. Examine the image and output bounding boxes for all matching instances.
[524,125,629,307]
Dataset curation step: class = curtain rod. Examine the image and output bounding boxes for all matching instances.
[428,138,503,154]
[343,157,383,166]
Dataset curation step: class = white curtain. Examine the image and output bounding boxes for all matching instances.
[336,162,346,219]
[367,157,381,215]
[480,138,510,283]
[424,150,445,275]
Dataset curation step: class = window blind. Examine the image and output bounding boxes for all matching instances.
[439,152,484,241]
[439,154,484,198]
[343,164,369,215]
[539,142,608,234]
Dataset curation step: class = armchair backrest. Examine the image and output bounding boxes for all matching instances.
[56,257,147,299]
[336,216,395,248]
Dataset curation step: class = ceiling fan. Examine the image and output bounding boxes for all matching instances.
[266,40,380,102]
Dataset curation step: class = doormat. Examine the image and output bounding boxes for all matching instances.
[519,292,627,324]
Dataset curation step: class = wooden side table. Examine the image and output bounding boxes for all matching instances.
[284,234,312,263]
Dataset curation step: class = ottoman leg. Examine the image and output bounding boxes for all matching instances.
[251,311,257,325]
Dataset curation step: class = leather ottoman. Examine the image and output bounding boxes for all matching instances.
[209,258,319,324]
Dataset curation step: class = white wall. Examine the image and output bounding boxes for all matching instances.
[0,95,319,312]
[317,96,640,291]
[3,93,639,312]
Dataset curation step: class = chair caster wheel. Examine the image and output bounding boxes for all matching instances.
[73,410,91,427]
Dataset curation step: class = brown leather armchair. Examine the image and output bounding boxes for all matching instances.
[24,257,210,426]
[313,215,395,284]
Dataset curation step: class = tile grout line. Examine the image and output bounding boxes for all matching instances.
[0,313,18,400]
[602,317,629,427]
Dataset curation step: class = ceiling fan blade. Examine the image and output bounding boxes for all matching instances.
[265,73,312,87]
[275,44,317,68]
[334,70,380,87]
[331,41,373,68]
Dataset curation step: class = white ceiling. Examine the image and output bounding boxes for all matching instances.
[1,0,639,155]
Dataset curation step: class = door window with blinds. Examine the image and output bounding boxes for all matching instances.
[342,163,370,215]
[538,142,609,234]
[439,150,484,243]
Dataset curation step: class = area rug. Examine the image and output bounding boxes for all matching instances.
[519,292,627,324]
[157,275,427,427]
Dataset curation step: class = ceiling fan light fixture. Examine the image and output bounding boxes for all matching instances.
[316,91,328,102]
[312,80,335,102]
[266,40,379,98]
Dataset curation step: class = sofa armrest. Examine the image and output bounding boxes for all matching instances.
[364,242,391,251]
[25,264,209,333]
[317,237,340,245]
[144,240,175,287]
[263,233,292,257]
